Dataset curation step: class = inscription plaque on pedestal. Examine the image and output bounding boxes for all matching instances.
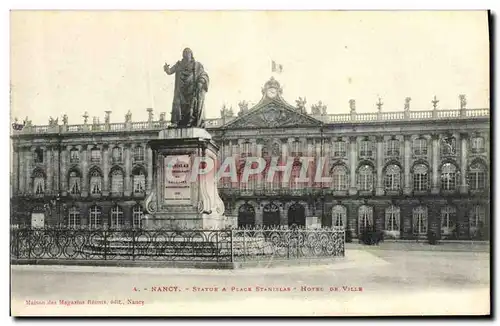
[164,155,191,205]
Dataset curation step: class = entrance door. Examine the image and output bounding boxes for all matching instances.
[263,203,280,227]
[288,203,306,227]
[238,204,255,227]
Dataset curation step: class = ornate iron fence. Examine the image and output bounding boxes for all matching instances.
[10,226,345,263]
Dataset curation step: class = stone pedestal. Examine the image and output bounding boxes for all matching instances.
[143,127,226,229]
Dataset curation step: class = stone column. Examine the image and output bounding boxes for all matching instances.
[53,145,60,193]
[375,136,384,196]
[124,144,132,196]
[18,148,25,193]
[403,135,412,195]
[102,145,109,196]
[12,146,18,194]
[256,142,263,190]
[431,134,440,194]
[460,133,468,193]
[25,148,32,193]
[349,136,357,196]
[281,139,288,159]
[147,146,153,192]
[46,146,52,192]
[61,146,70,194]
[81,145,89,196]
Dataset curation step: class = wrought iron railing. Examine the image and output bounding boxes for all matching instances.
[10,226,345,263]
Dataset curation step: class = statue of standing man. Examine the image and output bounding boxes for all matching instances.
[164,48,209,128]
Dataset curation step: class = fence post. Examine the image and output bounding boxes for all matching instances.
[287,229,290,260]
[104,229,108,261]
[132,228,136,261]
[343,228,346,256]
[216,231,219,262]
[28,229,32,259]
[16,228,20,259]
[230,229,234,263]
[243,229,246,262]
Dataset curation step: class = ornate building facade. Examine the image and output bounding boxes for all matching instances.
[10,77,490,240]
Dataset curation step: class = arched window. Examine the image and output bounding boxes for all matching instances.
[33,170,45,195]
[384,164,401,191]
[441,206,456,235]
[133,146,145,162]
[413,164,429,191]
[471,136,485,153]
[441,163,458,191]
[385,138,400,156]
[89,205,101,228]
[133,169,146,194]
[331,165,348,191]
[385,206,400,231]
[470,205,486,230]
[357,165,373,191]
[110,169,124,194]
[110,206,124,227]
[90,148,101,164]
[358,205,373,234]
[112,147,123,163]
[332,205,347,227]
[90,170,102,195]
[132,205,143,228]
[67,207,80,227]
[469,162,487,190]
[69,170,81,195]
[412,206,428,235]
[412,138,428,156]
[70,148,80,163]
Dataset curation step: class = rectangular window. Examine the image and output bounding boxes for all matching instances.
[70,150,80,163]
[91,149,101,163]
[471,137,485,153]
[413,138,428,156]
[359,140,372,157]
[334,141,346,157]
[385,139,400,156]
[112,148,123,163]
[68,209,81,227]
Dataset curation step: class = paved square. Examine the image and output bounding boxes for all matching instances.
[11,247,490,316]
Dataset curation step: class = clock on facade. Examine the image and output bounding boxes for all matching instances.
[266,87,278,98]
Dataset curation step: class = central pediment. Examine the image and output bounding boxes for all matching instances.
[224,100,323,129]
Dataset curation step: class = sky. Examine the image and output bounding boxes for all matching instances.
[10,10,489,125]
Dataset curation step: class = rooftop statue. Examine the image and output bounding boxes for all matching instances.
[164,48,209,128]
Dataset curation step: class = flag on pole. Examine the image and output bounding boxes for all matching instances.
[272,60,283,73]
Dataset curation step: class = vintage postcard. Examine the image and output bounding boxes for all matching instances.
[9,10,490,317]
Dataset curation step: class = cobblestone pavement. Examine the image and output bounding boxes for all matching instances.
[10,248,490,316]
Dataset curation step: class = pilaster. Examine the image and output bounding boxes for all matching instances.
[431,134,440,194]
[375,136,384,196]
[349,136,357,196]
[403,135,412,195]
[459,133,469,193]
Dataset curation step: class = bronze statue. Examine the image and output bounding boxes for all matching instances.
[164,48,209,128]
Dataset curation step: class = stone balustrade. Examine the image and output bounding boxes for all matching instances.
[12,108,490,135]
